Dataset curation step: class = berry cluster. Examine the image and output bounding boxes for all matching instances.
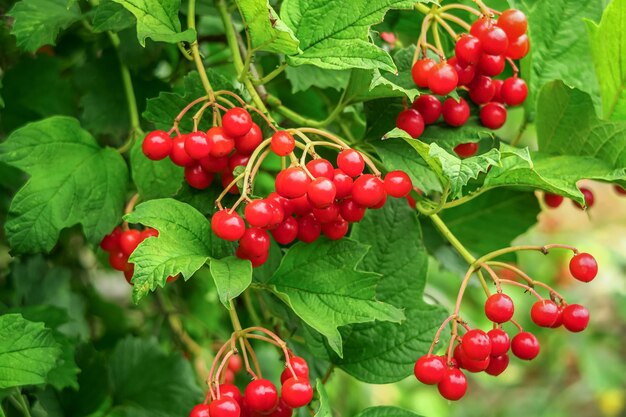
[397,7,530,158]
[414,249,597,400]
[544,185,626,210]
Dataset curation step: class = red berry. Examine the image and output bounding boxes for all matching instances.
[312,203,340,224]
[478,53,505,77]
[511,331,540,360]
[454,142,478,158]
[100,227,122,252]
[268,399,293,417]
[236,247,269,268]
[275,167,311,199]
[219,384,243,406]
[562,304,590,332]
[170,135,194,167]
[228,355,242,373]
[244,379,278,413]
[222,107,252,137]
[207,127,235,157]
[352,174,385,207]
[142,130,172,160]
[245,200,274,228]
[333,169,354,199]
[185,131,212,159]
[480,102,507,129]
[614,185,626,195]
[321,217,349,240]
[120,229,142,256]
[307,178,337,209]
[468,75,495,104]
[190,404,211,417]
[449,56,476,86]
[437,368,467,401]
[109,250,129,271]
[487,328,510,356]
[573,187,594,209]
[209,398,240,417]
[428,62,459,96]
[291,195,312,216]
[384,171,413,198]
[267,200,285,229]
[531,300,560,327]
[339,198,366,223]
[296,214,321,243]
[336,149,365,177]
[412,58,436,88]
[484,293,515,323]
[268,192,294,217]
[492,79,504,102]
[457,347,490,373]
[544,193,564,208]
[455,34,482,66]
[271,131,295,156]
[238,228,270,257]
[412,95,442,125]
[306,159,334,179]
[485,354,509,376]
[185,164,214,189]
[212,210,246,241]
[498,9,528,39]
[479,26,509,55]
[281,378,313,409]
[200,155,229,173]
[140,228,158,240]
[442,97,470,127]
[470,17,495,39]
[229,153,250,172]
[414,355,446,385]
[280,356,309,384]
[396,109,424,139]
[235,123,262,155]
[550,306,565,328]
[501,77,528,106]
[271,217,298,245]
[461,329,492,360]
[506,34,530,59]
[569,253,598,282]
[221,173,240,194]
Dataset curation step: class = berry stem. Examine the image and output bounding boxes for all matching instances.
[170,96,211,135]
[265,92,348,128]
[471,0,493,17]
[497,278,543,300]
[472,244,579,268]
[413,13,433,63]
[486,261,567,302]
[187,0,215,101]
[431,21,445,56]
[506,57,520,76]
[205,340,233,402]
[442,187,490,209]
[434,15,458,39]
[242,337,263,378]
[427,314,459,355]
[9,390,32,417]
[478,262,503,292]
[252,63,287,85]
[439,4,482,17]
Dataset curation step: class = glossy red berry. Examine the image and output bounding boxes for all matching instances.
[221,173,240,194]
[562,304,590,332]
[296,214,321,243]
[280,356,309,384]
[212,210,246,241]
[384,171,413,198]
[437,368,467,401]
[352,174,385,207]
[396,109,425,139]
[511,331,540,360]
[412,95,442,125]
[550,306,565,328]
[271,131,295,156]
[484,293,515,323]
[234,123,263,155]
[333,169,353,199]
[544,193,564,208]
[454,142,478,158]
[207,127,235,157]
[414,355,446,385]
[470,17,495,39]
[268,192,294,217]
[245,200,274,228]
[306,159,334,179]
[336,149,365,177]
[412,58,436,88]
[461,329,492,360]
[108,250,129,271]
[501,77,528,106]
[209,398,240,417]
[236,246,269,268]
[276,167,310,198]
[190,404,211,417]
[531,300,560,327]
[468,75,495,105]
[170,135,194,167]
[229,153,250,172]
[219,384,243,406]
[498,9,528,39]
[244,379,278,413]
[142,130,172,160]
[281,378,313,408]
[185,131,212,159]
[291,195,312,216]
[428,62,459,96]
[477,53,505,77]
[313,203,340,224]
[449,56,476,86]
[100,227,122,252]
[573,187,594,209]
[455,34,482,66]
[487,328,510,356]
[307,178,336,209]
[339,198,366,223]
[480,102,507,130]
[479,26,509,55]
[222,107,252,137]
[228,355,242,374]
[485,354,509,376]
[569,253,598,282]
[492,79,504,102]
[457,346,490,373]
[238,228,270,257]
[200,155,229,173]
[185,164,214,189]
[442,97,470,127]
[506,34,530,59]
[120,229,142,256]
[321,217,349,240]
[271,217,298,245]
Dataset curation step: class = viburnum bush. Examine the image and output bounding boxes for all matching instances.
[0,0,625,416]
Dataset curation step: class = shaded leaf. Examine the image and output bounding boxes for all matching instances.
[209,257,253,308]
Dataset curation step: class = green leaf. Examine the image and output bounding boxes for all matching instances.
[314,379,331,417]
[536,81,626,170]
[8,0,81,52]
[0,314,62,389]
[112,0,196,46]
[281,0,415,71]
[268,239,404,357]
[209,257,253,308]
[334,198,446,383]
[44,333,80,391]
[92,0,136,33]
[0,116,128,254]
[355,407,425,417]
[124,198,216,303]
[130,140,183,201]
[108,337,202,417]
[234,0,300,55]
[285,65,351,93]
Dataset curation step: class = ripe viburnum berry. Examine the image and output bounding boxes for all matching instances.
[396,109,425,139]
[449,56,476,86]
[185,164,214,189]
[228,153,250,172]
[562,304,590,332]
[573,187,594,209]
[100,227,122,252]
[414,355,446,385]
[271,131,295,156]
[296,214,321,243]
[544,193,564,208]
[455,34,482,66]
[468,75,496,104]
[336,149,365,177]
[333,169,354,199]
[428,62,459,96]
[412,58,436,87]
[185,131,212,159]
[234,123,262,155]
[461,329,492,360]
[511,331,540,360]
[307,178,337,209]
[487,328,510,356]
[207,127,235,157]
[454,142,478,158]
[437,368,467,401]
[108,251,129,271]
[497,9,528,39]
[530,300,560,327]
[485,354,509,376]
[352,174,385,207]
[480,102,507,129]
[306,159,334,179]
[212,210,246,241]
[484,293,515,323]
[470,17,494,38]
[281,378,313,408]
[275,167,310,198]
[339,198,366,223]
[501,77,528,106]
[478,26,509,55]
[477,53,505,77]
[506,34,530,59]
[442,97,470,127]
[569,253,598,282]
[492,79,504,102]
[271,217,298,245]
[190,404,211,417]
[455,345,490,373]
[219,384,243,405]
[313,203,340,224]
[321,217,349,240]
[280,356,309,384]
[222,107,252,137]
[244,379,278,413]
[271,399,293,417]
[142,130,172,160]
[201,155,229,173]
[412,94,442,125]
[170,135,194,167]
[245,200,274,228]
[119,229,142,256]
[209,398,240,417]
[384,171,413,198]
[238,228,270,258]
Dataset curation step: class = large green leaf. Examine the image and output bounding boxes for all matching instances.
[8,0,81,52]
[124,198,225,303]
[209,256,253,308]
[314,379,331,417]
[268,239,404,356]
[234,0,300,55]
[130,140,183,201]
[112,0,196,46]
[92,0,136,33]
[586,0,626,120]
[0,116,128,254]
[281,0,415,71]
[355,407,425,417]
[285,65,351,93]
[0,314,62,389]
[334,198,446,383]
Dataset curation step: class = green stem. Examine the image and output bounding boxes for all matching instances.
[242,290,262,325]
[252,63,287,85]
[415,2,431,14]
[442,187,490,209]
[9,391,31,417]
[188,0,215,99]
